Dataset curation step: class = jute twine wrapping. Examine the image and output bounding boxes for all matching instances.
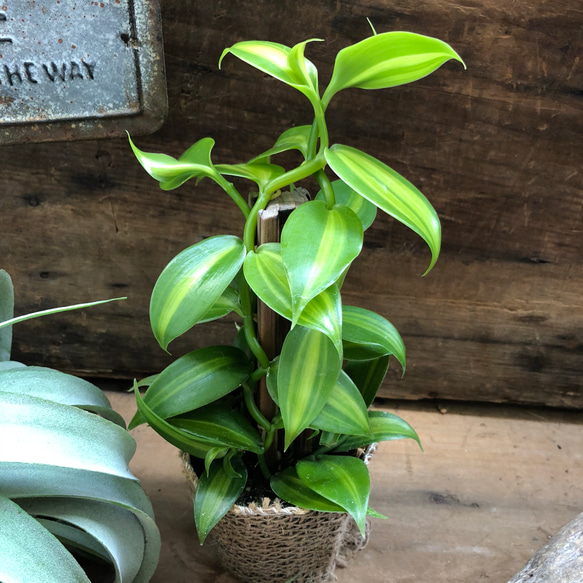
[182,449,374,583]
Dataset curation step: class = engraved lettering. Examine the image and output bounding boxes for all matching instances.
[24,62,38,84]
[0,12,12,45]
[0,60,97,86]
[42,62,67,82]
[81,61,96,80]
[69,61,83,80]
[4,64,22,86]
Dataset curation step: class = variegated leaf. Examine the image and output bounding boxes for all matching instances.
[194,457,247,544]
[281,200,362,325]
[342,305,406,370]
[322,31,465,107]
[296,455,370,536]
[149,235,245,350]
[311,370,371,436]
[244,242,342,355]
[325,144,440,273]
[278,326,342,450]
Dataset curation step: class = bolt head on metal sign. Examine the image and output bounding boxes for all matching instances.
[0,0,167,144]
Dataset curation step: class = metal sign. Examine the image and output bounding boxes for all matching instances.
[0,0,167,144]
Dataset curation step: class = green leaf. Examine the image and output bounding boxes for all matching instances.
[129,135,221,190]
[215,162,285,190]
[319,431,341,448]
[0,360,25,371]
[198,286,241,324]
[150,235,245,350]
[333,410,422,452]
[311,371,371,436]
[270,466,345,512]
[342,306,405,371]
[0,269,14,362]
[281,200,363,325]
[36,517,110,563]
[244,243,343,355]
[322,31,465,107]
[344,355,390,407]
[0,366,126,427]
[316,179,377,231]
[248,125,312,163]
[325,144,441,273]
[0,466,161,583]
[367,507,388,519]
[278,326,342,450]
[0,495,91,583]
[170,404,264,454]
[265,357,280,405]
[0,391,136,480]
[132,382,230,459]
[296,455,370,536]
[0,297,126,331]
[129,346,253,428]
[21,497,151,583]
[219,39,321,103]
[194,457,247,544]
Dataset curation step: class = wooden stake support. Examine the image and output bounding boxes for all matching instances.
[255,188,309,467]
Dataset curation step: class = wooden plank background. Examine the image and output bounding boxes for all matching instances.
[1,0,582,407]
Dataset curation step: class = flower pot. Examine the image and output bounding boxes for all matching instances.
[181,453,370,583]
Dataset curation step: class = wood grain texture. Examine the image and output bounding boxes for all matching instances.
[109,392,583,582]
[1,0,581,406]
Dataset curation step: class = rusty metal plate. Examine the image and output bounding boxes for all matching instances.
[0,0,167,144]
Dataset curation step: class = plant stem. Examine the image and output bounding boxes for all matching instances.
[315,170,335,208]
[238,277,269,370]
[243,191,271,252]
[214,174,251,219]
[243,383,271,432]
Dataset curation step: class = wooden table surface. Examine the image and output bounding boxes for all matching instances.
[108,392,583,583]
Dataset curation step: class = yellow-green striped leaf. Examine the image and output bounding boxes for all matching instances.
[344,355,391,407]
[198,286,241,324]
[150,235,245,350]
[248,125,312,164]
[342,306,405,370]
[170,404,264,454]
[244,243,342,355]
[219,39,320,103]
[128,346,252,429]
[315,179,377,231]
[326,144,441,273]
[322,31,465,108]
[333,410,422,452]
[278,326,342,450]
[129,135,220,191]
[297,455,370,536]
[270,466,345,512]
[215,162,285,190]
[133,383,229,460]
[311,371,371,436]
[194,457,247,544]
[281,200,363,325]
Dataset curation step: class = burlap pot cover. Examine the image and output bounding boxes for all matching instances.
[182,452,372,583]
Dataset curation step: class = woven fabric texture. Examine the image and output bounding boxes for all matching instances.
[181,453,370,583]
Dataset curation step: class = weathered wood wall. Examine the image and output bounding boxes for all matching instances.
[1,0,582,407]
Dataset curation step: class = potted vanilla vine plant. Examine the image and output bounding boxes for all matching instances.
[129,28,464,582]
[0,269,160,583]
